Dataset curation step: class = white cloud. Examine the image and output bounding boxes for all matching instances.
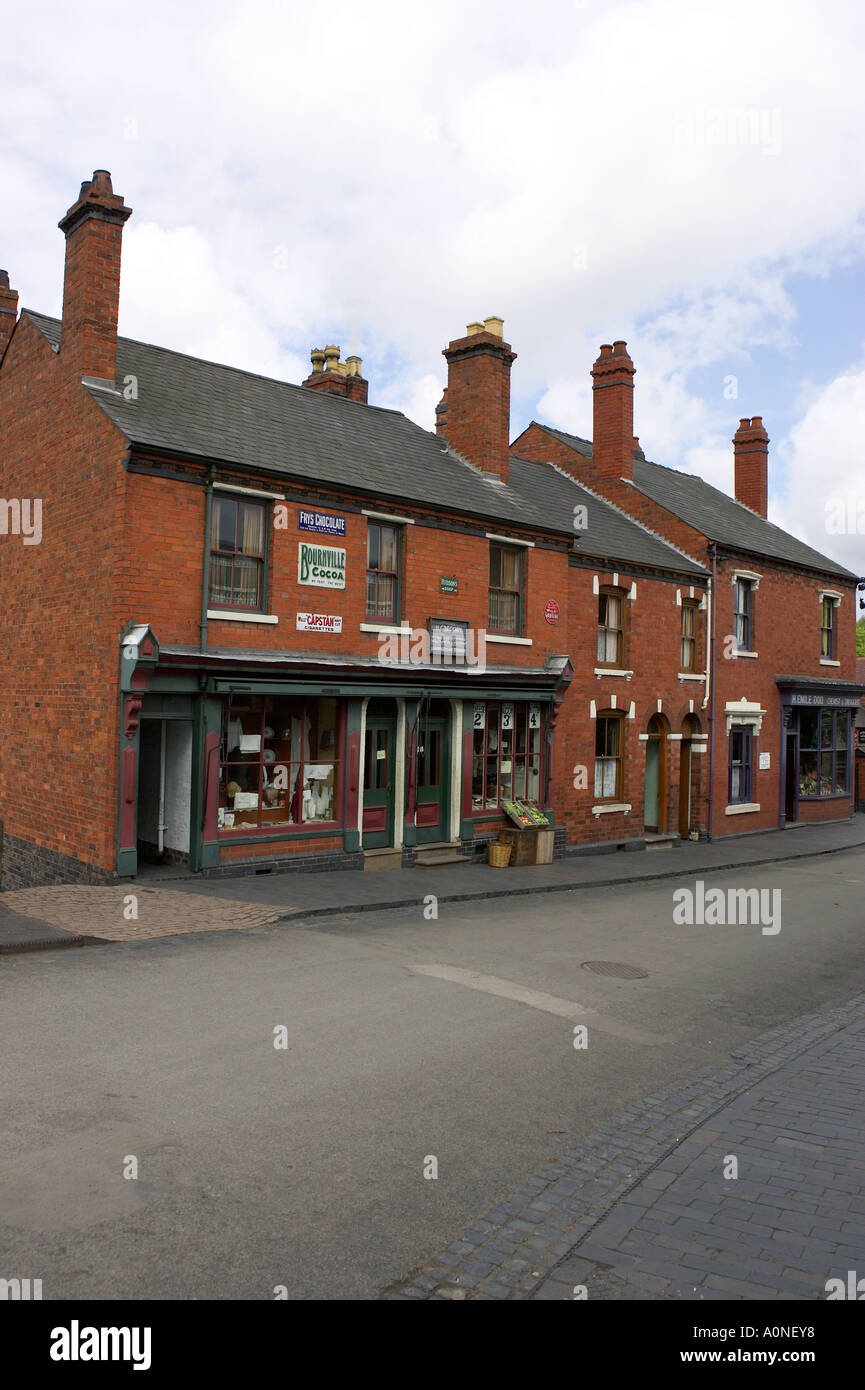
[774,361,865,576]
[0,0,863,512]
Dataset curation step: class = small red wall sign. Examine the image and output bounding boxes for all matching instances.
[544,599,560,624]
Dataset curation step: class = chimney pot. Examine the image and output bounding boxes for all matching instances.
[91,169,114,194]
[345,355,362,377]
[483,315,504,338]
[0,269,9,289]
[613,339,628,354]
[600,343,613,357]
[466,321,484,336]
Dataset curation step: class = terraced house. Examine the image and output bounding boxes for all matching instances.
[0,170,856,887]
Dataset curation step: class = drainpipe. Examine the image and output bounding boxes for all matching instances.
[199,465,216,653]
[157,720,167,854]
[706,542,718,841]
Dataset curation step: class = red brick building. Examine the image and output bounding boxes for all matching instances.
[0,171,858,887]
[514,345,863,840]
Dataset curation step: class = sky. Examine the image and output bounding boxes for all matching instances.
[3,0,864,583]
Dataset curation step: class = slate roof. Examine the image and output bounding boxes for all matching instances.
[528,422,856,580]
[507,456,705,576]
[25,311,704,576]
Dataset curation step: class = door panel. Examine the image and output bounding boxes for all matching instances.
[644,740,660,831]
[679,741,691,837]
[362,718,396,848]
[416,718,449,844]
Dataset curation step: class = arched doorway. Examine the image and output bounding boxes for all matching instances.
[643,714,668,832]
[679,714,700,838]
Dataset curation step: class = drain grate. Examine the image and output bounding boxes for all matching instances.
[581,960,649,980]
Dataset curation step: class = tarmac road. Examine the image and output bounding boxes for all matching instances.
[2,851,864,1300]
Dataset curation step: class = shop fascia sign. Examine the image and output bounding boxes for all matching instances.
[298,541,346,589]
[790,693,860,707]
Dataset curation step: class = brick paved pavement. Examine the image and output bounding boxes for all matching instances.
[383,994,865,1300]
[0,885,283,942]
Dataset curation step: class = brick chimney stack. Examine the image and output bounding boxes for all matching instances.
[58,170,132,383]
[591,340,636,485]
[0,269,18,358]
[441,316,515,483]
[302,345,368,403]
[733,416,769,518]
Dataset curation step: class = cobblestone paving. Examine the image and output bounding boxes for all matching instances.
[383,994,865,1300]
[1,886,284,942]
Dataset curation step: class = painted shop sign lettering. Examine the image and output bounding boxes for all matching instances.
[296,612,343,633]
[790,693,859,707]
[298,509,347,537]
[298,542,346,588]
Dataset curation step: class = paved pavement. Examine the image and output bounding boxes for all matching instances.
[1,816,863,951]
[385,995,865,1300]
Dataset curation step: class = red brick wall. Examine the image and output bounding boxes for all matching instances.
[710,557,857,835]
[0,316,129,883]
[124,465,570,672]
[555,561,709,846]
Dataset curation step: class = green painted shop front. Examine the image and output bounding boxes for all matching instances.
[116,639,570,876]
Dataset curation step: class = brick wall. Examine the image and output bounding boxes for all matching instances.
[0,315,129,888]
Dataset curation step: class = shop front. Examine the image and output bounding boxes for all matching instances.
[777,677,863,828]
[116,633,572,876]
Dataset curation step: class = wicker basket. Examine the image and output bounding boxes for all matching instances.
[488,840,512,868]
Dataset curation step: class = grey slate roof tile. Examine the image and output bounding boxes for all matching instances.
[25,311,704,577]
[528,422,856,580]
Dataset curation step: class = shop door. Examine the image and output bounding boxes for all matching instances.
[362,714,397,848]
[415,715,450,844]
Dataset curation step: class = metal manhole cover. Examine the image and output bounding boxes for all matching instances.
[581,960,649,979]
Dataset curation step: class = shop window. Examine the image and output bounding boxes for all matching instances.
[594,712,623,799]
[597,589,625,666]
[798,708,849,797]
[366,523,401,623]
[209,496,266,609]
[821,598,835,659]
[219,695,342,832]
[471,701,542,810]
[728,726,753,803]
[681,600,699,671]
[488,544,522,634]
[733,578,752,651]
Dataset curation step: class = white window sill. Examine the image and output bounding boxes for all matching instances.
[725,802,761,815]
[487,634,532,646]
[819,658,841,666]
[734,650,758,658]
[359,622,411,634]
[207,609,278,624]
[592,802,632,816]
[594,668,634,679]
[678,672,705,681]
